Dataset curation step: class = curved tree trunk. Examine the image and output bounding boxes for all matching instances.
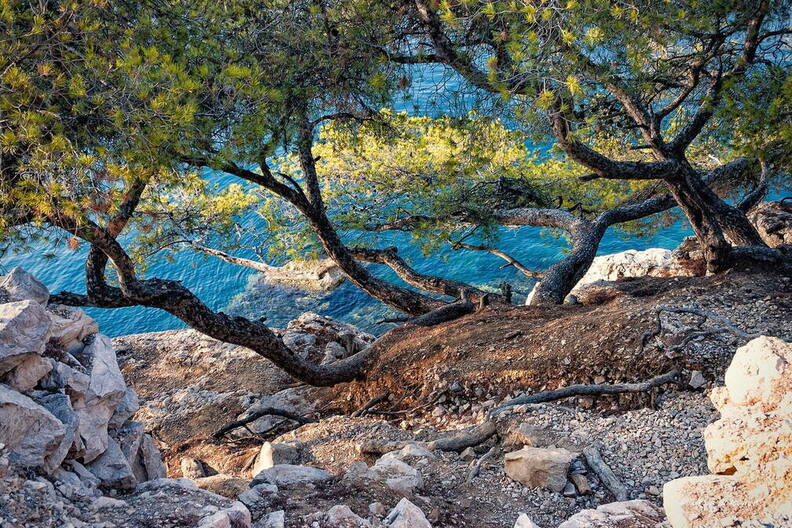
[663,163,766,272]
[528,222,606,305]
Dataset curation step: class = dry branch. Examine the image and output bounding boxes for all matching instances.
[583,445,628,501]
[466,444,500,483]
[352,393,390,417]
[490,369,681,415]
[360,420,497,454]
[641,305,766,356]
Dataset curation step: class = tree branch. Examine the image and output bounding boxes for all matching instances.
[350,245,500,303]
[451,241,543,279]
[490,369,681,415]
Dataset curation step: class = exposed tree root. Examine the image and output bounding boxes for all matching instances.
[490,369,682,415]
[212,407,318,440]
[466,445,500,483]
[352,393,390,418]
[641,304,767,357]
[360,421,497,454]
[408,300,476,327]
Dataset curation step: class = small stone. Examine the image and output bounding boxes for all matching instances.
[514,513,540,528]
[383,498,431,528]
[459,447,476,461]
[570,474,591,495]
[689,371,706,389]
[562,481,577,497]
[251,464,332,487]
[369,502,387,517]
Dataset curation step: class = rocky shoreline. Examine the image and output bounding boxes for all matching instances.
[1,265,791,528]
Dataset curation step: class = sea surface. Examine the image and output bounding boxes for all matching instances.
[0,67,772,337]
[0,209,691,337]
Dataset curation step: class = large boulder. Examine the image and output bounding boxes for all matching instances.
[4,354,52,392]
[557,500,665,527]
[100,478,252,527]
[67,334,127,462]
[252,441,302,476]
[0,384,65,471]
[137,433,167,480]
[37,392,81,473]
[286,312,375,354]
[86,436,137,490]
[47,304,98,352]
[251,464,333,487]
[663,336,792,527]
[747,200,792,247]
[0,267,49,305]
[503,446,575,492]
[0,300,51,376]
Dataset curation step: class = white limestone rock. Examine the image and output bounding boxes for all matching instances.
[0,300,51,376]
[251,464,333,487]
[663,337,792,527]
[558,500,666,527]
[139,433,167,480]
[0,267,49,305]
[383,498,432,528]
[514,513,540,528]
[503,446,575,492]
[36,392,81,473]
[47,304,98,352]
[108,387,140,430]
[4,354,52,392]
[324,505,371,527]
[0,384,65,471]
[367,455,423,495]
[251,441,301,476]
[254,510,285,528]
[69,333,127,463]
[85,436,136,490]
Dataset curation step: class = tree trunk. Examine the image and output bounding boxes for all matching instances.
[663,163,765,272]
[528,223,606,305]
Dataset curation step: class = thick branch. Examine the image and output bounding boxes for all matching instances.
[47,217,373,386]
[350,246,501,303]
[548,100,680,180]
[360,420,497,454]
[213,407,318,440]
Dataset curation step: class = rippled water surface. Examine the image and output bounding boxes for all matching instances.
[0,216,692,337]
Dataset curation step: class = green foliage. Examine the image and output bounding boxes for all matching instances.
[1,0,788,276]
[247,111,660,258]
[414,0,791,166]
[0,0,406,259]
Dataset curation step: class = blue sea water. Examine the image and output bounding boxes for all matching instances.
[0,210,691,337]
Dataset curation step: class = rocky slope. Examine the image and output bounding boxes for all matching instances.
[2,264,790,528]
[0,268,253,527]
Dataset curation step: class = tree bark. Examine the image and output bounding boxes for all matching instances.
[528,222,606,305]
[663,162,765,271]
